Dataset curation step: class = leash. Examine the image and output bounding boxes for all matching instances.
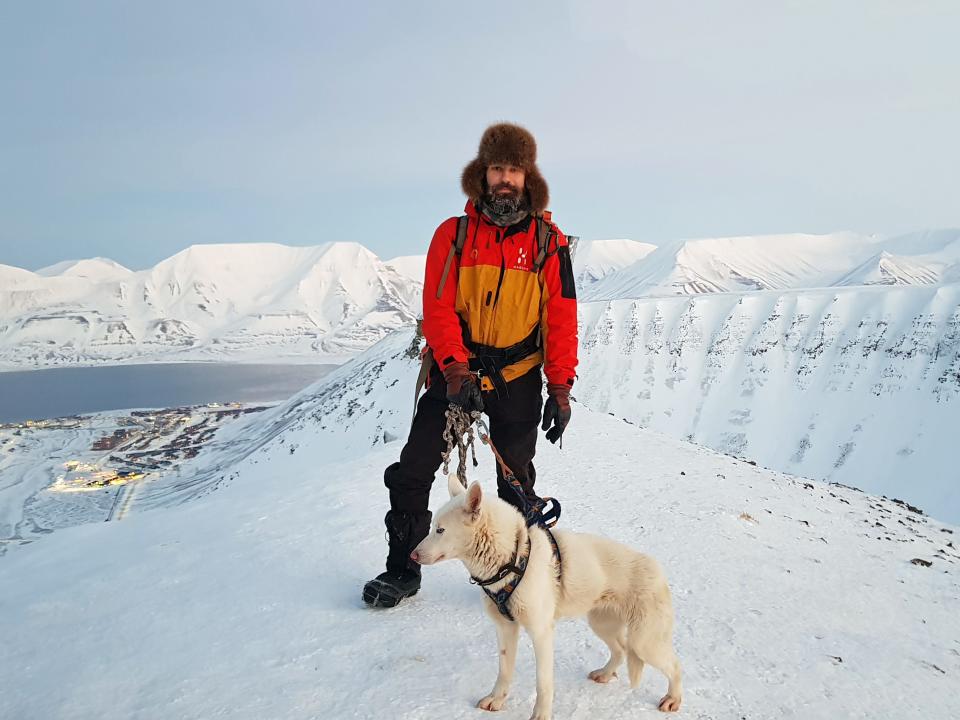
[443,405,562,527]
[471,414,562,531]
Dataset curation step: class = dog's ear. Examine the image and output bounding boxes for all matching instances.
[464,481,482,519]
[448,473,466,498]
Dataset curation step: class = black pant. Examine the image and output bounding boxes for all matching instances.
[384,366,544,517]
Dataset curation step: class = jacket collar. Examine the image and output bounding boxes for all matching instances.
[464,201,533,237]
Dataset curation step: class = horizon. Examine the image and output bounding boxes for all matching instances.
[2,1,959,271]
[7,225,960,274]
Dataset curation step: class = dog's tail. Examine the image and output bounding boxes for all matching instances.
[627,647,645,687]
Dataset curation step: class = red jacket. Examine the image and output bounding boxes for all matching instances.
[422,202,578,391]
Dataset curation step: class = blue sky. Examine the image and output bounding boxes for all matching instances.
[2,1,958,270]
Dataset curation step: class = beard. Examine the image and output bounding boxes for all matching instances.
[483,182,526,217]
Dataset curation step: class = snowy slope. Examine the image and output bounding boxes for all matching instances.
[582,229,960,301]
[129,328,423,512]
[385,254,426,283]
[0,263,38,290]
[576,283,960,523]
[36,257,134,281]
[584,232,877,300]
[836,229,960,287]
[572,238,657,288]
[1,327,958,720]
[0,242,420,368]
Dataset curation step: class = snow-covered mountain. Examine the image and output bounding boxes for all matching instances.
[36,257,135,281]
[0,242,420,367]
[572,238,657,288]
[8,228,955,371]
[1,327,957,719]
[571,230,960,517]
[576,283,960,520]
[835,229,960,287]
[583,229,960,300]
[0,263,37,289]
[384,254,426,283]
[0,235,655,370]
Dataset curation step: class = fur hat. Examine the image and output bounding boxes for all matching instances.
[461,123,549,213]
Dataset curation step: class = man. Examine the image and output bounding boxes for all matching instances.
[362,123,578,608]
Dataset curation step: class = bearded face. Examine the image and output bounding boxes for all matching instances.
[484,181,525,215]
[480,164,529,223]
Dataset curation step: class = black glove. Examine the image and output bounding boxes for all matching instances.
[541,383,571,444]
[443,362,484,413]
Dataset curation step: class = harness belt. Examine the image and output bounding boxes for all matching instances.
[462,323,542,398]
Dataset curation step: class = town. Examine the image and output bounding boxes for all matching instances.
[0,403,271,551]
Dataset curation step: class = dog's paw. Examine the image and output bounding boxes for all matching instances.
[477,693,507,712]
[588,668,618,683]
[658,694,682,712]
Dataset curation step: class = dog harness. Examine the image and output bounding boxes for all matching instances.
[469,528,532,622]
[470,524,562,623]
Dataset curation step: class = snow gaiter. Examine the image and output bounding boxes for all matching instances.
[384,509,431,576]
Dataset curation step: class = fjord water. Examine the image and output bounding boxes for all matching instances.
[0,363,338,423]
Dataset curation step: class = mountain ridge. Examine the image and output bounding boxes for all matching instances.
[583,228,960,301]
[0,241,419,368]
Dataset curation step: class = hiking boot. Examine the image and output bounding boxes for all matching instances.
[362,509,431,608]
[362,569,421,608]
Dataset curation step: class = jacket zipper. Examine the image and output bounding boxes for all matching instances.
[492,229,505,308]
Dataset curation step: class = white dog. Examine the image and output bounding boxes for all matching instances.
[412,476,683,719]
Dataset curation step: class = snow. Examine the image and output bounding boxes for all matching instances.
[837,229,960,287]
[0,263,39,290]
[1,328,958,719]
[581,229,960,301]
[0,242,420,369]
[385,254,426,283]
[583,232,879,300]
[0,404,279,547]
[577,283,960,524]
[5,229,958,371]
[572,238,657,287]
[36,257,133,281]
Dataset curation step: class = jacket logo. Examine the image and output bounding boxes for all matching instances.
[513,246,530,271]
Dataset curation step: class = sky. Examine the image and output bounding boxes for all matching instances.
[1,0,958,271]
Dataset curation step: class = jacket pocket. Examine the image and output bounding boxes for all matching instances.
[558,245,577,299]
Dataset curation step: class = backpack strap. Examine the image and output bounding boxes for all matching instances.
[435,215,469,299]
[532,215,552,274]
[412,347,435,427]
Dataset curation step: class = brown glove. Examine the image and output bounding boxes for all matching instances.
[442,362,484,413]
[541,383,571,444]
